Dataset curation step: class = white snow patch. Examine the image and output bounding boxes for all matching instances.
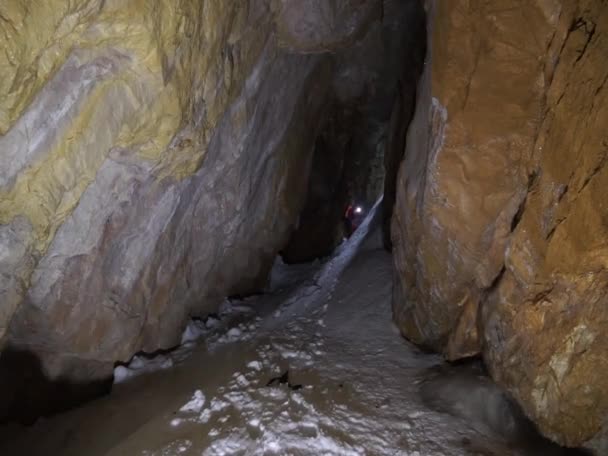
[198,409,212,424]
[180,390,206,413]
[181,319,207,344]
[235,374,249,387]
[113,354,174,384]
[247,360,262,371]
[209,398,230,413]
[227,327,242,338]
[205,317,220,328]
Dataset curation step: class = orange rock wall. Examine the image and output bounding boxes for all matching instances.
[392,0,608,447]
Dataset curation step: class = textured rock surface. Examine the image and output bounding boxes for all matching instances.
[392,0,608,447]
[0,0,273,351]
[275,0,382,53]
[0,0,392,419]
[485,1,608,448]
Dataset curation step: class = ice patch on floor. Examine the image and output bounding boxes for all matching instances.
[247,361,262,371]
[196,380,370,456]
[180,390,206,413]
[199,300,265,349]
[227,327,242,338]
[235,374,249,388]
[213,320,260,346]
[113,353,176,384]
[181,319,208,344]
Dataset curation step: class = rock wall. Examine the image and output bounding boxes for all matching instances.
[0,0,388,420]
[392,0,608,447]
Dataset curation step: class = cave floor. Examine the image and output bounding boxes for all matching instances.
[0,215,537,456]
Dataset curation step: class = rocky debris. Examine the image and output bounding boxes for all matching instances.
[392,0,608,448]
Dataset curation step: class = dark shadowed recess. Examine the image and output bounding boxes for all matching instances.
[420,360,594,456]
[282,0,427,263]
[0,346,113,424]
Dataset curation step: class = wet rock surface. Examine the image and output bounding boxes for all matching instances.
[392,0,608,448]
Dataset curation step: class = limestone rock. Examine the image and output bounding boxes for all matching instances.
[0,0,383,420]
[484,1,608,448]
[393,0,555,357]
[0,0,272,351]
[392,0,608,447]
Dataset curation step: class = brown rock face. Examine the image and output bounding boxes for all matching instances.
[485,1,608,447]
[393,0,556,357]
[392,0,608,447]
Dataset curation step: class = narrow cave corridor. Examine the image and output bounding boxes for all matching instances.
[0,1,607,455]
[0,206,587,456]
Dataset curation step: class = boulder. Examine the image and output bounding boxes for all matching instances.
[392,0,608,447]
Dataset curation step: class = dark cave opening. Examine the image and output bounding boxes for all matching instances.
[281,0,427,264]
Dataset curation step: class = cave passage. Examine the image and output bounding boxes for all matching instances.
[0,205,589,456]
[0,0,605,455]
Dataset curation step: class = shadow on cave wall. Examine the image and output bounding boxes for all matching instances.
[0,346,113,425]
[0,0,430,428]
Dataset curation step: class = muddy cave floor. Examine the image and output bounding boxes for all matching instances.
[0,212,589,456]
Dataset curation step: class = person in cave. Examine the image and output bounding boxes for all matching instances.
[343,203,365,237]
